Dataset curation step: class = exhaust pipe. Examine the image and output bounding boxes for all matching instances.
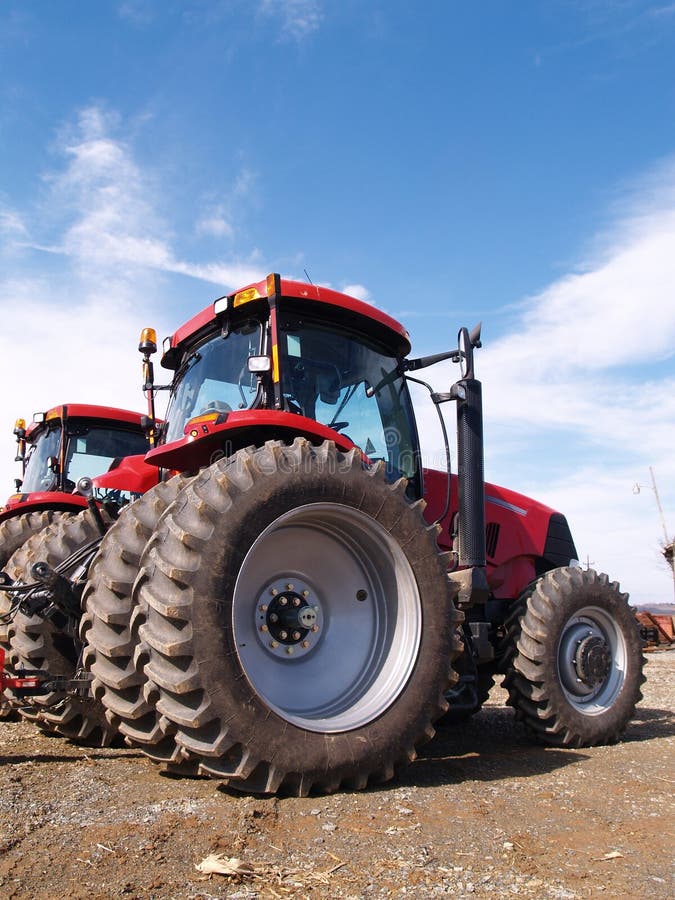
[456,375,486,568]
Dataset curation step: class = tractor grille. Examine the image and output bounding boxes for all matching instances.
[485,522,500,559]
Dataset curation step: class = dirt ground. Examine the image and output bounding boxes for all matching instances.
[0,651,672,900]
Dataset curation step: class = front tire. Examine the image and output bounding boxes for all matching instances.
[137,439,461,795]
[503,567,644,747]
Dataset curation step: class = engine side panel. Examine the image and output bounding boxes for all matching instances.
[422,468,577,598]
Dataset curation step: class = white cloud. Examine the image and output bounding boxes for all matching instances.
[259,0,322,40]
[0,274,174,498]
[341,283,372,303]
[0,105,267,499]
[20,107,267,292]
[0,205,27,239]
[196,213,234,239]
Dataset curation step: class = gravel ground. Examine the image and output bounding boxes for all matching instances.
[0,650,672,899]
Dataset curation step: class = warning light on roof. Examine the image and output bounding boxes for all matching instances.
[233,287,261,307]
[139,327,157,355]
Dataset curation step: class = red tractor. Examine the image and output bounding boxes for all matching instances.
[0,404,157,735]
[1,276,644,794]
[1,404,154,566]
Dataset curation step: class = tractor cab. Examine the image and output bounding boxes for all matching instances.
[4,405,151,517]
[142,274,423,495]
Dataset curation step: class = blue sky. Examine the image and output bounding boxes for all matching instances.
[1,0,674,605]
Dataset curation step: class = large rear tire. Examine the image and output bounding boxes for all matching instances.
[81,476,190,761]
[136,439,462,795]
[503,567,645,747]
[4,511,117,746]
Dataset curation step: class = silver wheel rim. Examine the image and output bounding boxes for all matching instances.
[557,605,626,714]
[233,502,422,732]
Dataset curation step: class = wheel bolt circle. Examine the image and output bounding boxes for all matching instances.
[258,581,322,656]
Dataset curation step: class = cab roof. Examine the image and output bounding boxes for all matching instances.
[26,404,146,439]
[161,274,412,369]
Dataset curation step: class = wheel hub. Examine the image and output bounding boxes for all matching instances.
[574,634,611,687]
[255,579,323,659]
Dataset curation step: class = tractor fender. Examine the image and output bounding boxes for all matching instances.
[144,409,357,472]
[92,454,160,495]
[0,492,89,523]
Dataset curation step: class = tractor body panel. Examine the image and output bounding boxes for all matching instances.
[423,467,578,598]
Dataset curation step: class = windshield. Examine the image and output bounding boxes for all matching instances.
[64,425,148,486]
[279,315,420,486]
[20,422,147,492]
[21,425,62,492]
[163,320,263,444]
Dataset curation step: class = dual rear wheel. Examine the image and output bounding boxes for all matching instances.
[87,439,462,794]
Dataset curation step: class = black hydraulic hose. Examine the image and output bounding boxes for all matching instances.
[405,375,452,528]
[0,538,102,596]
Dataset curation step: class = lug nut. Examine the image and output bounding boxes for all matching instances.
[286,583,294,591]
[260,624,268,633]
[286,646,295,655]
[269,613,279,623]
[302,590,310,598]
[292,597,301,607]
[279,630,288,640]
[292,631,301,641]
[311,625,319,633]
[270,587,278,596]
[301,640,310,649]
[259,604,268,612]
[270,640,279,649]
[279,596,288,606]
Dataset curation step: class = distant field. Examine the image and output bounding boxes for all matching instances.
[635,603,675,614]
